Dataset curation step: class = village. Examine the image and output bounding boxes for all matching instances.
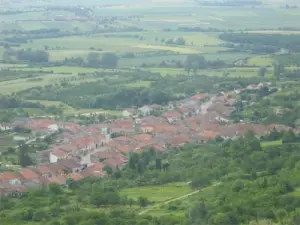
[0,82,294,196]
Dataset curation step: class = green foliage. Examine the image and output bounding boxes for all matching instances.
[219,33,300,53]
[18,143,33,167]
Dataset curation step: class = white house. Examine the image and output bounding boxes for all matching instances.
[138,105,153,116]
[48,124,59,133]
[0,123,13,131]
[122,109,136,118]
[50,149,68,163]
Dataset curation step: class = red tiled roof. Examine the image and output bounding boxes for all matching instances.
[0,183,28,193]
[153,123,178,133]
[47,176,66,185]
[19,168,40,180]
[191,94,208,101]
[0,172,21,181]
[113,136,135,143]
[36,166,52,175]
[170,134,192,146]
[27,119,55,130]
[164,111,181,119]
[115,145,134,153]
[64,173,84,181]
[133,134,152,142]
[114,120,134,129]
[203,130,219,139]
[52,149,68,157]
[81,164,106,177]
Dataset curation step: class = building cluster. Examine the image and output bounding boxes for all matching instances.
[0,159,105,196]
[0,82,293,196]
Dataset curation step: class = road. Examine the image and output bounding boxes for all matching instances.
[80,146,107,166]
[200,96,216,115]
[138,190,200,215]
[138,182,220,215]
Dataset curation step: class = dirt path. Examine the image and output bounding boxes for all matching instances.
[138,190,200,215]
[138,183,220,215]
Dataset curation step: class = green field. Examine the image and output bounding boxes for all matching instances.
[261,140,283,148]
[246,55,274,67]
[120,182,192,203]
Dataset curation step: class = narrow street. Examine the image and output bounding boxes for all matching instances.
[80,146,107,166]
[200,96,216,115]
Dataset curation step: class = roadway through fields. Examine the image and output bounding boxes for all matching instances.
[138,183,220,215]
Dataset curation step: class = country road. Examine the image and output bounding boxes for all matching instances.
[138,182,220,215]
[138,190,200,215]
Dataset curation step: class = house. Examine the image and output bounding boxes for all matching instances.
[169,134,192,147]
[133,134,153,142]
[47,163,68,176]
[0,123,13,131]
[50,148,68,163]
[113,136,135,145]
[234,88,244,94]
[202,130,219,140]
[140,124,155,133]
[164,111,182,123]
[178,107,195,118]
[138,105,153,116]
[20,168,43,189]
[0,172,22,186]
[19,168,40,181]
[122,108,137,117]
[36,165,52,178]
[247,84,259,90]
[81,163,106,178]
[59,159,82,173]
[191,94,209,103]
[0,183,28,197]
[47,176,66,186]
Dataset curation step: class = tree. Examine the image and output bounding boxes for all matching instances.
[184,55,206,75]
[189,201,208,225]
[282,130,296,143]
[101,52,118,68]
[138,196,149,207]
[104,165,113,175]
[18,143,33,167]
[87,52,100,67]
[155,158,162,170]
[273,62,285,78]
[258,67,267,77]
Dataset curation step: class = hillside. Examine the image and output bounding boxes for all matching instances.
[2,131,300,225]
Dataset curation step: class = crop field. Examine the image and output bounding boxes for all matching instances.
[246,55,274,67]
[17,30,226,61]
[120,182,192,203]
[146,67,272,77]
[261,140,283,148]
[0,72,99,94]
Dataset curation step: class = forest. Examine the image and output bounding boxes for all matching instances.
[219,33,300,53]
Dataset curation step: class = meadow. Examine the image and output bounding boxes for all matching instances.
[120,182,192,203]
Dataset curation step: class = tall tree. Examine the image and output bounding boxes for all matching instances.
[87,52,100,67]
[18,143,33,167]
[101,52,118,68]
[258,67,267,77]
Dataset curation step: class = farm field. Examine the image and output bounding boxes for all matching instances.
[120,182,192,202]
[261,140,283,148]
[245,55,274,67]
